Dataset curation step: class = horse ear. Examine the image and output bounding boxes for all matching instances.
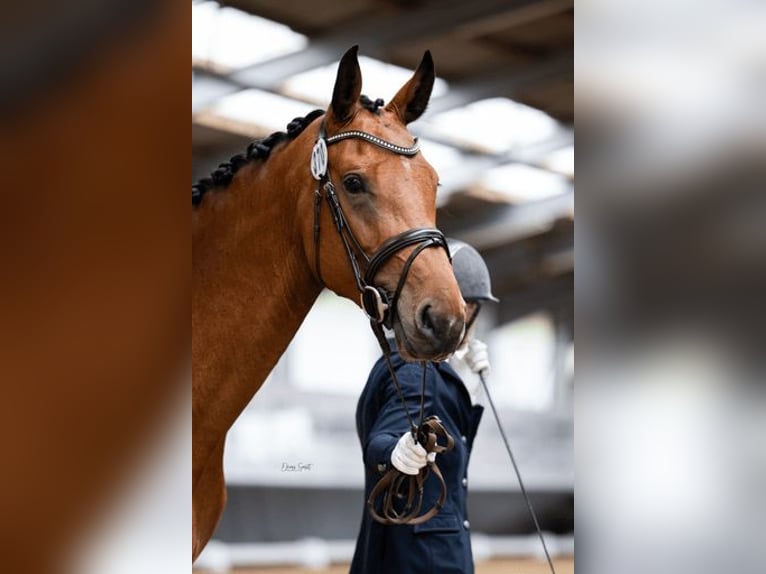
[330,45,362,124]
[386,50,435,124]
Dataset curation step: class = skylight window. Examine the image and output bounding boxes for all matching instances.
[281,56,449,106]
[425,98,560,154]
[192,1,307,72]
[480,163,571,203]
[210,89,317,133]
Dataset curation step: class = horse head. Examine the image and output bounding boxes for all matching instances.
[303,46,466,361]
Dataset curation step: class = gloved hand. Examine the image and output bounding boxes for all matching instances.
[464,338,490,375]
[390,432,432,475]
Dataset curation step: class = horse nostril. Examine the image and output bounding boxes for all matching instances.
[415,300,464,355]
[420,304,435,333]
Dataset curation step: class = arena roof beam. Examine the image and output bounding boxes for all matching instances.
[435,127,574,199]
[423,52,573,116]
[192,70,243,113]
[451,189,574,250]
[231,0,543,90]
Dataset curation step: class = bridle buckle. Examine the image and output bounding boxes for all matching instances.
[361,285,389,324]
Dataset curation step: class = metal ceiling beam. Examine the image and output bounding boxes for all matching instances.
[231,0,543,90]
[192,69,243,113]
[434,127,574,201]
[449,189,574,250]
[453,0,572,38]
[423,52,573,116]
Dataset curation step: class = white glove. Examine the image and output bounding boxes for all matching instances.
[390,432,430,475]
[460,370,483,405]
[464,338,490,375]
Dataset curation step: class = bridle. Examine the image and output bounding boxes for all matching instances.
[310,119,449,327]
[310,117,456,525]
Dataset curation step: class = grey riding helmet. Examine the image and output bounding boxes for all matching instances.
[447,238,499,303]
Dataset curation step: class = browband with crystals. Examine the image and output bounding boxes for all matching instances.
[326,130,420,156]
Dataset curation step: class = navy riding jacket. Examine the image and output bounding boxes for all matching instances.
[350,346,484,574]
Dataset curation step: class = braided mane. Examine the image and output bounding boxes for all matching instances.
[192,96,385,208]
[192,109,324,207]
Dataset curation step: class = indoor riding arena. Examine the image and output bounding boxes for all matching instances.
[193,1,573,572]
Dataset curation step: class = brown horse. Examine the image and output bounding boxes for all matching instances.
[192,46,466,560]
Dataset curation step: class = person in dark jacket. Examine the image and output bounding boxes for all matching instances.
[351,239,498,574]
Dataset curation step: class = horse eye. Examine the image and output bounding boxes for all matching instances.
[343,174,366,195]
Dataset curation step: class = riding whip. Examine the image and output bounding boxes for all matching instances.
[478,368,557,574]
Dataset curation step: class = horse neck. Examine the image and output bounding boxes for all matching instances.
[192,146,321,448]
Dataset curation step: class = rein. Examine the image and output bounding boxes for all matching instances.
[310,117,455,525]
[367,415,454,525]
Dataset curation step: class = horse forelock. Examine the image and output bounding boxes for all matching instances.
[192,108,324,208]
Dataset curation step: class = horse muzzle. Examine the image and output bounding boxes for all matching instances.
[393,302,465,361]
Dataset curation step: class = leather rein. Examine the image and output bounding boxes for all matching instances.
[310,118,455,525]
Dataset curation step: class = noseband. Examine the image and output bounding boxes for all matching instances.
[311,120,449,326]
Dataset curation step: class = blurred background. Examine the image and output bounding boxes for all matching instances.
[192,0,574,572]
[576,2,766,574]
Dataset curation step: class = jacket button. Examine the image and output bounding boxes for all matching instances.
[377,463,387,473]
[461,435,467,443]
[463,520,470,529]
[462,477,468,487]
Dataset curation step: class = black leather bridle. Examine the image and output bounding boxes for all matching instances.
[310,119,450,328]
[310,118,456,525]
